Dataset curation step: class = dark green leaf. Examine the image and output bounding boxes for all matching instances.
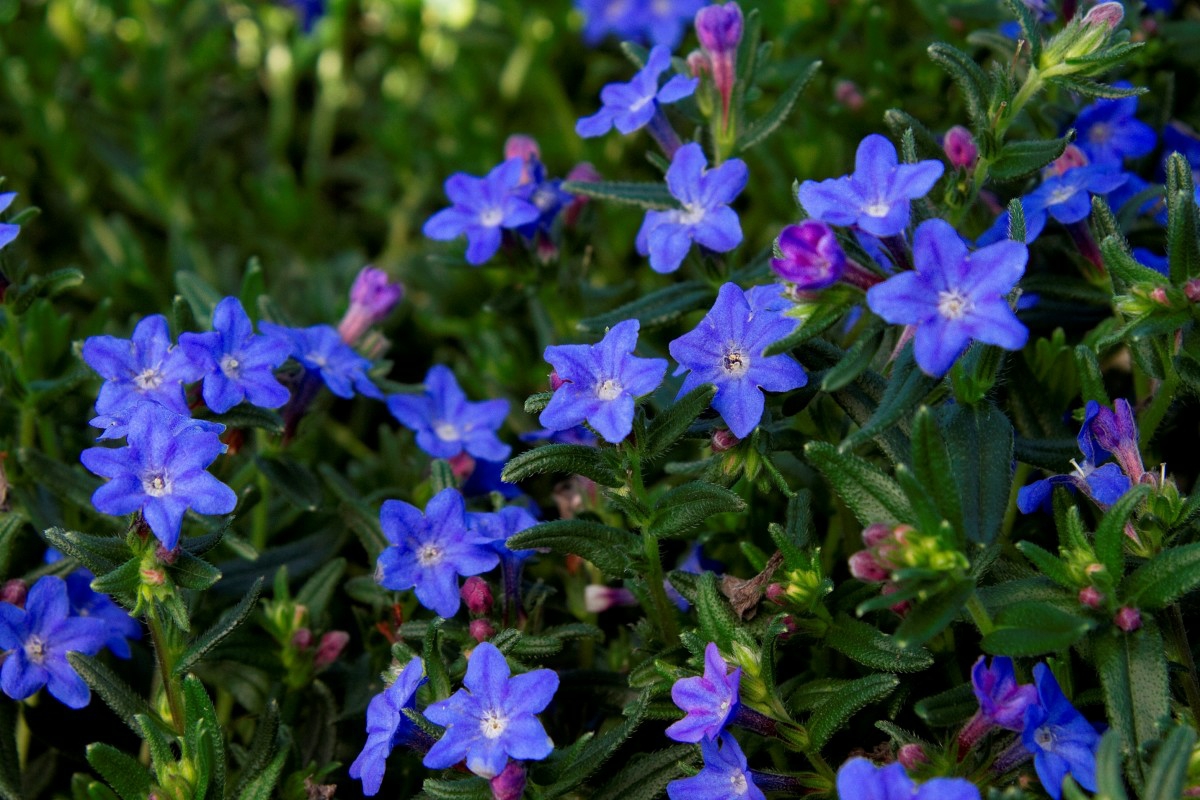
[649,481,746,539]
[175,578,264,675]
[524,391,552,415]
[86,744,152,800]
[169,550,223,592]
[88,557,141,603]
[805,441,914,526]
[1166,152,1200,283]
[182,675,226,800]
[894,578,975,649]
[884,109,947,163]
[927,43,989,125]
[1094,486,1149,580]
[825,614,934,673]
[696,571,738,651]
[0,700,21,800]
[67,653,170,737]
[737,61,821,151]
[1101,237,1168,292]
[1094,730,1129,800]
[1121,542,1200,610]
[1143,725,1197,800]
[645,384,717,461]
[231,701,281,799]
[421,778,493,800]
[507,519,636,578]
[543,694,647,798]
[560,180,677,210]
[840,344,938,451]
[911,407,964,539]
[578,282,714,334]
[501,444,621,488]
[763,297,854,355]
[1094,622,1171,772]
[1015,541,1075,590]
[807,673,899,751]
[176,271,222,327]
[1004,0,1043,60]
[18,449,100,510]
[134,715,175,777]
[592,745,697,800]
[914,682,977,727]
[769,490,812,570]
[989,135,1072,182]
[981,601,1094,656]
[294,558,346,623]
[939,401,1013,545]
[208,405,283,435]
[255,455,322,511]
[820,324,884,393]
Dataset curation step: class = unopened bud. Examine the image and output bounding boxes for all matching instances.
[834,80,865,112]
[155,544,179,565]
[765,583,786,605]
[1078,586,1103,609]
[848,550,888,582]
[314,630,349,668]
[338,266,404,344]
[771,221,847,290]
[0,580,25,608]
[1082,2,1124,30]
[1114,606,1142,632]
[711,428,740,452]
[461,576,494,616]
[504,134,542,185]
[292,628,315,650]
[490,761,527,800]
[943,126,978,169]
[898,743,929,770]
[1046,145,1089,177]
[862,522,893,548]
[469,618,496,643]
[449,452,476,481]
[1150,286,1171,306]
[696,2,743,56]
[563,162,601,227]
[584,585,637,613]
[881,582,912,616]
[140,568,166,586]
[687,50,712,78]
[1184,279,1200,303]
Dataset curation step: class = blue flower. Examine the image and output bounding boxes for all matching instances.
[540,319,667,444]
[469,505,538,566]
[349,657,428,796]
[835,758,981,800]
[636,143,748,274]
[0,192,20,252]
[972,656,1036,730]
[518,425,598,447]
[375,488,499,618]
[979,164,1128,246]
[866,218,1029,378]
[80,403,237,550]
[64,572,141,660]
[669,283,807,438]
[576,46,698,138]
[798,134,944,238]
[0,576,109,708]
[179,297,291,414]
[575,0,706,48]
[89,406,224,442]
[1022,664,1101,799]
[666,642,741,743]
[260,322,383,400]
[387,366,511,462]
[423,641,558,778]
[667,735,764,800]
[423,159,540,265]
[82,315,202,417]
[1073,87,1157,166]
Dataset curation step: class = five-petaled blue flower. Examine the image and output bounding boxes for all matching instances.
[423,641,558,779]
[1073,85,1156,166]
[540,319,667,444]
[667,735,764,800]
[669,283,807,439]
[797,134,944,238]
[835,758,981,800]
[1021,664,1101,799]
[375,488,499,618]
[0,576,109,709]
[81,402,238,550]
[666,642,741,743]
[576,46,698,138]
[64,571,142,660]
[423,159,540,265]
[575,0,706,49]
[260,322,383,400]
[349,657,428,796]
[179,297,292,414]
[82,314,201,417]
[636,143,748,274]
[1016,400,1132,514]
[866,218,1028,378]
[469,505,539,566]
[387,365,511,462]
[979,164,1127,246]
[972,656,1036,731]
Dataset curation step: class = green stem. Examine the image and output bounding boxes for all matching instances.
[1001,463,1032,544]
[965,590,995,636]
[147,608,185,733]
[1138,369,1179,448]
[626,444,679,644]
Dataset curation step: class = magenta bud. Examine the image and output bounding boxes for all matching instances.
[1047,144,1089,177]
[696,2,743,56]
[1150,287,1170,306]
[849,550,888,582]
[155,544,179,565]
[469,618,496,643]
[862,522,893,548]
[291,628,315,650]
[1184,279,1200,302]
[834,79,865,111]
[490,761,527,800]
[584,585,638,613]
[881,582,912,616]
[504,134,541,165]
[711,428,740,453]
[897,743,929,770]
[461,576,494,616]
[765,583,786,605]
[1,579,26,608]
[338,266,404,344]
[314,631,349,668]
[943,125,978,169]
[1082,1,1124,30]
[1114,606,1142,632]
[687,50,712,78]
[448,452,476,481]
[549,370,566,391]
[771,221,846,290]
[1078,586,1103,609]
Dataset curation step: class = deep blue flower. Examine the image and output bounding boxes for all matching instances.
[667,735,764,800]
[1017,400,1133,514]
[1134,248,1170,275]
[282,0,325,32]
[1022,664,1101,799]
[771,221,848,290]
[835,758,981,800]
[0,192,20,252]
[64,572,141,660]
[387,366,511,462]
[349,657,428,796]
[375,488,499,618]
[82,315,201,417]
[519,424,598,447]
[1162,121,1200,183]
[576,46,698,138]
[636,143,748,274]
[669,283,807,439]
[423,159,540,265]
[575,0,706,48]
[667,642,741,743]
[423,641,558,778]
[540,320,667,444]
[179,297,291,414]
[797,134,944,238]
[80,402,237,550]
[469,505,538,566]
[260,322,383,400]
[89,406,224,442]
[461,459,523,500]
[0,576,108,708]
[979,164,1128,246]
[866,218,1028,378]
[1073,86,1156,166]
[972,656,1036,730]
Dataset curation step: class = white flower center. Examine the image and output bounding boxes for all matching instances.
[630,93,655,113]
[937,289,972,320]
[719,699,730,711]
[1048,185,1077,206]
[134,368,164,390]
[306,352,328,367]
[679,203,707,226]
[417,544,444,567]
[596,378,623,401]
[434,422,459,442]
[1034,725,1054,751]
[1088,123,1112,144]
[143,473,171,498]
[730,772,749,795]
[220,354,241,378]
[24,635,46,664]
[479,709,508,740]
[722,348,750,378]
[480,207,505,227]
[863,201,891,218]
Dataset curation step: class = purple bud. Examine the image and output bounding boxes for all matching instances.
[1184,279,1200,303]
[771,221,846,290]
[943,126,978,169]
[849,550,888,582]
[461,576,494,616]
[314,630,349,668]
[1114,606,1142,632]
[548,370,566,391]
[449,452,476,481]
[897,743,928,770]
[469,618,495,642]
[1078,586,1103,609]
[490,761,527,800]
[1,579,26,608]
[834,80,865,111]
[695,2,743,56]
[1082,1,1124,30]
[1046,144,1089,177]
[862,522,893,548]
[584,585,638,613]
[765,583,786,605]
[1090,399,1145,483]
[292,628,315,650]
[711,428,740,452]
[338,266,404,345]
[504,134,541,168]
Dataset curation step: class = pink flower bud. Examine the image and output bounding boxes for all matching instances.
[1082,2,1124,30]
[1078,586,1103,609]
[711,428,740,453]
[881,582,911,616]
[292,628,315,649]
[1150,287,1170,306]
[504,134,541,169]
[1114,606,1142,632]
[449,452,476,481]
[469,618,495,643]
[1,579,26,608]
[338,266,404,344]
[687,50,712,78]
[898,743,929,770]
[862,522,893,548]
[584,585,638,613]
[765,583,786,605]
[1046,144,1089,177]
[461,576,494,616]
[490,761,527,800]
[563,162,602,228]
[1184,279,1200,303]
[314,630,349,668]
[155,544,179,565]
[849,550,888,582]
[140,568,166,586]
[943,126,978,169]
[696,2,743,56]
[834,80,865,112]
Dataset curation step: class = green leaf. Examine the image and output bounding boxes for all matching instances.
[736,61,821,151]
[1121,541,1200,610]
[1101,236,1168,292]
[805,441,914,526]
[914,682,977,727]
[939,401,1013,545]
[176,271,223,327]
[820,323,885,393]
[1008,198,1026,243]
[825,614,934,673]
[421,778,493,800]
[319,464,387,557]
[763,297,855,355]
[578,282,714,334]
[1143,725,1197,800]
[645,384,717,461]
[560,180,677,210]
[543,694,648,798]
[989,135,1072,182]
[696,571,739,651]
[807,673,899,751]
[1015,541,1075,590]
[0,700,22,800]
[18,449,100,510]
[169,550,223,592]
[134,715,176,777]
[1094,622,1171,772]
[1094,486,1149,580]
[507,519,636,578]
[884,109,947,163]
[840,344,938,451]
[294,557,346,623]
[592,745,697,800]
[649,481,746,539]
[231,701,281,800]
[1165,152,1200,283]
[1094,730,1129,800]
[208,405,284,435]
[67,653,170,736]
[1004,0,1043,60]
[769,490,813,570]
[911,407,964,539]
[1045,75,1146,100]
[175,578,264,676]
[894,578,975,649]
[524,391,552,415]
[87,557,141,603]
[235,747,286,800]
[501,444,621,488]
[182,675,226,800]
[11,268,85,314]
[927,43,989,126]
[1074,345,1112,406]
[86,744,153,800]
[255,455,322,511]
[173,293,198,338]
[981,601,1094,656]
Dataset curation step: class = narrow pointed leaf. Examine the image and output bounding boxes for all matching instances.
[175,578,264,675]
[737,61,822,151]
[645,384,717,461]
[501,444,621,488]
[86,744,152,800]
[805,441,914,526]
[649,481,746,539]
[807,673,899,751]
[578,282,714,334]
[825,614,934,672]
[507,520,636,578]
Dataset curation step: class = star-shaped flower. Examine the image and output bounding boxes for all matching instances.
[260,322,383,400]
[576,0,706,48]
[82,315,201,417]
[423,159,540,265]
[349,657,428,796]
[64,571,142,660]
[540,319,667,444]
[835,758,981,800]
[636,143,748,273]
[797,134,944,238]
[576,46,697,138]
[666,642,741,743]
[972,656,1036,731]
[387,365,511,462]
[423,642,558,779]
[866,218,1028,377]
[179,297,292,414]
[667,735,764,800]
[1021,664,1101,799]
[1074,85,1156,166]
[669,283,807,439]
